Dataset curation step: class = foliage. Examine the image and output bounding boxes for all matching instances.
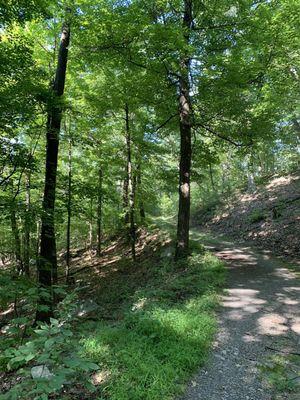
[0,292,99,400]
[0,0,299,397]
[0,0,299,255]
[248,209,266,224]
[260,354,300,394]
[81,249,225,400]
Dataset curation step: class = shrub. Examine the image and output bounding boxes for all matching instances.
[1,292,99,400]
[248,209,266,224]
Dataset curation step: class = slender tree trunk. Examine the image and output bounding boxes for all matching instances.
[139,201,145,223]
[23,171,31,277]
[271,153,275,173]
[10,201,23,274]
[221,164,226,194]
[292,118,300,138]
[175,0,193,259]
[123,165,129,225]
[66,137,72,281]
[36,19,71,323]
[247,171,256,193]
[137,160,146,223]
[88,198,93,251]
[209,163,215,192]
[133,172,137,231]
[96,167,103,257]
[125,104,136,260]
[36,219,41,261]
[247,155,256,193]
[257,152,265,175]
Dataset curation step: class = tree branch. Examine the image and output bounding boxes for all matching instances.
[154,113,178,132]
[195,123,253,147]
[0,165,18,187]
[193,22,244,32]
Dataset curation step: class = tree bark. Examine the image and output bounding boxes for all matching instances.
[36,219,41,261]
[125,104,136,260]
[175,0,193,259]
[247,171,256,193]
[23,171,31,277]
[88,198,93,251]
[96,167,103,257]
[209,163,215,192]
[137,160,146,223]
[247,155,256,193]
[36,19,70,323]
[123,165,129,225]
[10,200,23,274]
[66,136,72,281]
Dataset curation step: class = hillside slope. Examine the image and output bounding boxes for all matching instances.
[194,172,300,260]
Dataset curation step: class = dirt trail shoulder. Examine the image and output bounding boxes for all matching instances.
[195,172,300,260]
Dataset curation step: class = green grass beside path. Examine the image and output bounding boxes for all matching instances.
[81,239,225,400]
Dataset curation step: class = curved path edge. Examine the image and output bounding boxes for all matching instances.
[181,230,300,400]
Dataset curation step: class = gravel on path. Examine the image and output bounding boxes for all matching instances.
[181,234,300,400]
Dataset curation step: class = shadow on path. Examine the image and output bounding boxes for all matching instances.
[181,230,300,400]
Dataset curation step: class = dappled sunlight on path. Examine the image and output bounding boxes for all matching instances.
[182,232,300,400]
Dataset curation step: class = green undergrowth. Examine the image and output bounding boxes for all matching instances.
[248,209,267,224]
[0,238,225,400]
[80,246,225,400]
[260,353,300,395]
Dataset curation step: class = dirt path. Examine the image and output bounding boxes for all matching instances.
[182,232,300,400]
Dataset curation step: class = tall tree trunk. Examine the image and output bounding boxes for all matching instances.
[36,219,41,261]
[66,137,72,282]
[123,164,129,225]
[221,163,226,194]
[96,167,103,257]
[209,163,215,192]
[125,104,136,260]
[88,198,93,251]
[175,0,193,259]
[292,118,300,138]
[10,201,23,274]
[247,155,256,193]
[247,171,256,193]
[137,160,146,223]
[36,19,71,323]
[23,171,31,277]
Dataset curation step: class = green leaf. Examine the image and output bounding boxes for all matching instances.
[63,356,81,368]
[44,338,55,349]
[25,353,35,362]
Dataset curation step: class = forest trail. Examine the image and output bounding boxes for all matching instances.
[196,172,300,261]
[182,232,300,400]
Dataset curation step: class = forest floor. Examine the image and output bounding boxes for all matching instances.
[1,210,299,399]
[194,171,300,261]
[60,229,225,400]
[182,231,300,400]
[0,228,226,399]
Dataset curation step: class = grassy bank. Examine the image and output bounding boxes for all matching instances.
[0,234,225,400]
[80,243,225,400]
